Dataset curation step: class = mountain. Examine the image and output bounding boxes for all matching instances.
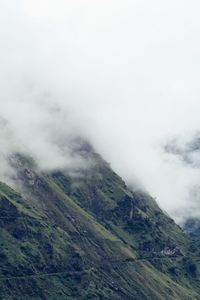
[165,135,200,255]
[1,144,200,299]
[184,219,200,247]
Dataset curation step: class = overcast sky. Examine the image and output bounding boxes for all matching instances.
[1,0,200,223]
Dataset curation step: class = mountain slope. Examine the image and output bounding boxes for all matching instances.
[184,218,200,248]
[0,147,200,299]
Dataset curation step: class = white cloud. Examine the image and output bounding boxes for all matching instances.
[1,1,200,222]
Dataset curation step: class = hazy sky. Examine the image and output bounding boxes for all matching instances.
[1,1,200,223]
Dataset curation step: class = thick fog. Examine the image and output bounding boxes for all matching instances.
[1,0,200,223]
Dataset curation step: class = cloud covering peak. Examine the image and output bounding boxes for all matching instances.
[1,0,200,223]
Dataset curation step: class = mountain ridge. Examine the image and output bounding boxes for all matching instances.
[0,146,200,299]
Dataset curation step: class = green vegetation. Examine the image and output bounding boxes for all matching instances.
[0,149,200,299]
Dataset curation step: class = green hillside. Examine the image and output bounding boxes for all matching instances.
[0,148,200,299]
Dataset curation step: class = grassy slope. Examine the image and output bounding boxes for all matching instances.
[0,152,200,299]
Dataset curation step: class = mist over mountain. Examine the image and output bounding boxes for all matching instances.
[1,1,200,225]
[164,134,200,221]
[2,2,200,298]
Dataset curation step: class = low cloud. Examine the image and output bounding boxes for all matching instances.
[1,1,200,223]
